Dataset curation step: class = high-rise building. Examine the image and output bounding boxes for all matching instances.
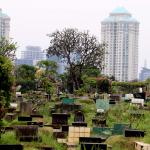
[101,7,139,81]
[15,46,46,66]
[0,8,10,39]
[139,67,150,81]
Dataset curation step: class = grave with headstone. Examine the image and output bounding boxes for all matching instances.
[92,111,107,127]
[72,111,87,127]
[51,113,70,129]
[96,99,109,112]
[15,125,40,141]
[20,102,32,115]
[125,129,145,137]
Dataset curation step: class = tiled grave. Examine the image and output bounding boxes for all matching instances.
[135,141,150,150]
[68,126,90,144]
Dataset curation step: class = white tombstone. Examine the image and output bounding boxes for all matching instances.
[131,98,144,106]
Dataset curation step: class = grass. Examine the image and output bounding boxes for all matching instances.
[2,95,150,150]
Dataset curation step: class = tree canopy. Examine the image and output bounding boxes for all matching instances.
[0,38,17,61]
[47,28,106,92]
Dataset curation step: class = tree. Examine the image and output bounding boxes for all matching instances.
[0,56,14,106]
[15,65,37,92]
[47,28,106,92]
[0,38,17,61]
[36,60,58,95]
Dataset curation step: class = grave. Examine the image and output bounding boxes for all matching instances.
[79,137,106,143]
[15,125,40,141]
[80,143,107,150]
[134,92,146,100]
[74,111,85,122]
[68,126,90,144]
[20,102,32,115]
[110,94,122,101]
[112,123,130,135]
[92,127,112,136]
[5,113,16,121]
[0,144,23,150]
[18,116,32,121]
[92,112,107,127]
[30,114,44,126]
[131,98,144,107]
[125,129,145,137]
[96,99,109,112]
[51,113,70,128]
[135,141,150,150]
[72,122,87,127]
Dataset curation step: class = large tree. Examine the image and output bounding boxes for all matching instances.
[0,38,17,61]
[47,28,106,92]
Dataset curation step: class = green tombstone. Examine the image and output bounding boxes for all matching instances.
[62,98,75,104]
[96,99,109,111]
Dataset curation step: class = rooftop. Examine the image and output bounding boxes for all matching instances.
[111,7,129,14]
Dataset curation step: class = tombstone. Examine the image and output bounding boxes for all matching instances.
[112,123,130,135]
[51,113,70,128]
[79,137,106,143]
[74,111,85,122]
[125,129,145,137]
[92,127,112,136]
[17,95,23,102]
[20,102,32,115]
[96,99,109,112]
[0,144,23,150]
[5,113,16,121]
[18,116,32,121]
[15,125,39,141]
[80,143,107,150]
[92,112,107,127]
[134,92,146,100]
[131,98,144,107]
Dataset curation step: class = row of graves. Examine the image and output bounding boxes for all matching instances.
[1,91,150,150]
[93,92,150,150]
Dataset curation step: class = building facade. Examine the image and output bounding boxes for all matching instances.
[139,67,150,81]
[15,46,46,66]
[0,8,10,39]
[101,7,139,81]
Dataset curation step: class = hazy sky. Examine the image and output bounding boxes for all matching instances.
[1,0,150,71]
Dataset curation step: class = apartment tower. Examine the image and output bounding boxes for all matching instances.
[101,7,139,81]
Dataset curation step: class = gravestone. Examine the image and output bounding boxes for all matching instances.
[92,127,112,136]
[5,113,16,121]
[134,92,146,100]
[79,137,106,143]
[96,99,109,112]
[20,102,32,115]
[0,144,23,150]
[92,112,107,127]
[18,116,32,121]
[74,111,85,122]
[125,129,145,137]
[15,125,39,141]
[51,113,70,128]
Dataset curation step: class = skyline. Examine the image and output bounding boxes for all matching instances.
[1,0,150,72]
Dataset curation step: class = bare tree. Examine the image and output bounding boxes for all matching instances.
[47,28,106,92]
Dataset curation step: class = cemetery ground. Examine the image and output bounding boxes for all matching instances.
[1,93,150,150]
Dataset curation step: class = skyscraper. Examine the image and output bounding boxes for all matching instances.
[101,7,139,81]
[0,8,10,39]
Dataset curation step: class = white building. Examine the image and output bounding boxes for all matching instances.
[0,8,10,39]
[16,46,46,66]
[101,7,139,81]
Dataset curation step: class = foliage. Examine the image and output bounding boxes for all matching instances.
[15,64,37,92]
[112,81,146,93]
[0,56,14,106]
[36,60,58,95]
[47,28,106,92]
[0,38,17,61]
